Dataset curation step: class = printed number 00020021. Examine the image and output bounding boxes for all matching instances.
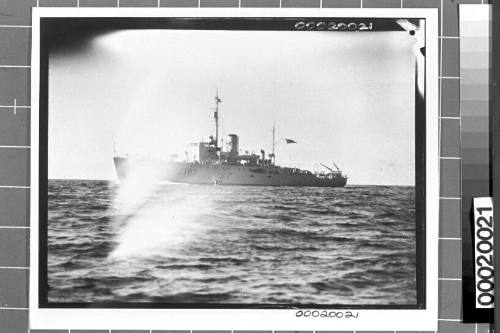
[473,198,495,308]
[295,310,359,319]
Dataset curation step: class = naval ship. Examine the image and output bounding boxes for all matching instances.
[113,93,348,187]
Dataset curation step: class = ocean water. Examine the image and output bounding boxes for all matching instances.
[47,179,417,305]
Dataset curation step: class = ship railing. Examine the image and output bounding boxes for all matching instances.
[314,172,346,180]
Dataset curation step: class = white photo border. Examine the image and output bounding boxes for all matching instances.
[30,7,439,331]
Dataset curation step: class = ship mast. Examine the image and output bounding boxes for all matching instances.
[214,90,221,149]
[272,123,276,165]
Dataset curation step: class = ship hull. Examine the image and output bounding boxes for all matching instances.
[114,157,347,188]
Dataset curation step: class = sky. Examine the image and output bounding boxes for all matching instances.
[48,28,417,185]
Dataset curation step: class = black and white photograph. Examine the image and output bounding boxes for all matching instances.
[45,14,422,306]
[30,8,440,331]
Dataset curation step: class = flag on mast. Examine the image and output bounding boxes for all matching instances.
[284,138,297,144]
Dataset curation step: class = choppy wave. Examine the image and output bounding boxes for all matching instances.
[47,180,416,305]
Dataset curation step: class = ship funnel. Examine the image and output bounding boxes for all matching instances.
[228,134,239,159]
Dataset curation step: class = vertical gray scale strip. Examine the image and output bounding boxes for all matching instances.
[459,6,491,323]
[493,0,500,331]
